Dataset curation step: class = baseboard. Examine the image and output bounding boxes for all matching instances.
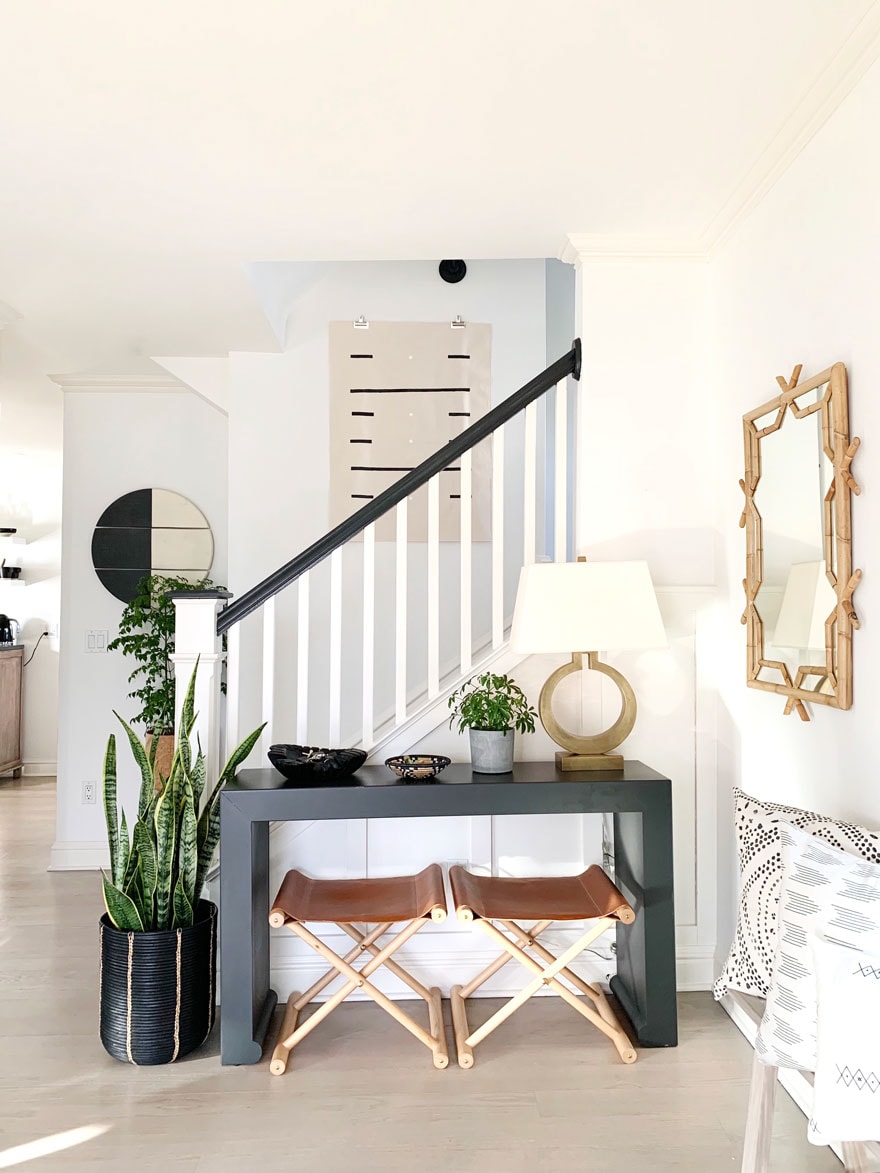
[675,945,716,991]
[48,840,109,870]
[24,761,57,776]
[264,936,713,1002]
[5,761,57,778]
[267,947,613,1003]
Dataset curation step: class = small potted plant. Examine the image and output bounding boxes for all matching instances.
[447,672,537,773]
[99,665,264,1064]
[108,573,224,782]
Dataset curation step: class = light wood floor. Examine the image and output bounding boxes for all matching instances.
[0,777,841,1173]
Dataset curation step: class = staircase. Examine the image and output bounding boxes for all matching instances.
[170,339,586,997]
[174,339,581,776]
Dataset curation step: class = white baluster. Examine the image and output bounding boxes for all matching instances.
[460,448,472,674]
[296,572,310,744]
[261,596,276,758]
[362,523,375,748]
[225,621,241,763]
[492,426,505,649]
[524,400,537,565]
[329,549,342,746]
[395,500,408,724]
[428,474,440,698]
[554,377,568,562]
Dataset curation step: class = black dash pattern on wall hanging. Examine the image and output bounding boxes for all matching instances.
[329,320,492,542]
[92,488,214,602]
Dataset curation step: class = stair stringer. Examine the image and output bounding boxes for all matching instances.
[360,642,529,763]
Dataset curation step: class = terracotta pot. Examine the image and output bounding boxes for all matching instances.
[145,731,174,790]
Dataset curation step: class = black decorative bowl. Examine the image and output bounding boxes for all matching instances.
[385,754,451,781]
[268,744,367,784]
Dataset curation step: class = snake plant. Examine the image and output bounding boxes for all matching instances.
[101,665,264,932]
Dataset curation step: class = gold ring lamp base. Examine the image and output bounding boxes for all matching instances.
[538,652,636,772]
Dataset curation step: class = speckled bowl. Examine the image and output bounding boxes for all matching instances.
[267,744,367,783]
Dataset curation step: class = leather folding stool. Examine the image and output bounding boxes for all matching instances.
[449,864,637,1067]
[268,864,449,1074]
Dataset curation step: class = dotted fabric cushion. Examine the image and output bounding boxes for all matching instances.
[713,788,880,1000]
[756,824,880,1072]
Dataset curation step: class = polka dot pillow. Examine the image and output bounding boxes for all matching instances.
[713,788,880,1000]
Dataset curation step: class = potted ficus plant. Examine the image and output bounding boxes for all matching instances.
[447,672,537,774]
[108,573,225,782]
[99,665,264,1065]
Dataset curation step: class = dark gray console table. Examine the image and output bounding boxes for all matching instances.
[220,759,677,1064]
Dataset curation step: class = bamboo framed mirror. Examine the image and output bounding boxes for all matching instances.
[740,362,861,720]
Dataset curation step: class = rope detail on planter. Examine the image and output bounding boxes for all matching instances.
[203,916,215,1046]
[171,929,182,1062]
[126,932,135,1064]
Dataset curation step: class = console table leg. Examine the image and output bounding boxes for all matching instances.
[221,797,274,1064]
[611,806,677,1047]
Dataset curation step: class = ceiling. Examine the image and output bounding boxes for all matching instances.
[1,0,878,370]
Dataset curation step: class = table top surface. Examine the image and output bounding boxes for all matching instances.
[233,759,668,791]
[225,761,672,821]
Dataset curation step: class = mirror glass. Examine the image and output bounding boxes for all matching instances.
[742,364,858,718]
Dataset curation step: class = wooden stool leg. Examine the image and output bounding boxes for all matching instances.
[270,992,301,1076]
[428,987,449,1069]
[450,984,474,1068]
[741,1052,778,1173]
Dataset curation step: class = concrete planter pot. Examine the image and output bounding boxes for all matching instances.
[468,728,515,774]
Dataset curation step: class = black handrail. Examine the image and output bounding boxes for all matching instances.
[217,338,581,634]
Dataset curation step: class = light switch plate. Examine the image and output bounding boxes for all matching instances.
[85,629,109,653]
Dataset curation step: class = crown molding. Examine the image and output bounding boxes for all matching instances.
[701,0,880,255]
[560,234,707,264]
[50,370,189,394]
[562,2,880,265]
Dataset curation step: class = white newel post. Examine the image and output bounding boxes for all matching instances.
[170,591,231,791]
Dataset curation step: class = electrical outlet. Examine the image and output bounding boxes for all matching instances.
[82,781,97,805]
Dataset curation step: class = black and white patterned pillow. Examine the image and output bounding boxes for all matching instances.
[713,788,880,1000]
[810,939,880,1144]
[756,824,880,1071]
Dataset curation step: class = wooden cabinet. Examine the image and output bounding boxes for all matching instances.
[0,645,23,777]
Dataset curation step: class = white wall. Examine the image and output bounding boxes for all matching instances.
[709,54,880,955]
[0,328,62,773]
[52,386,227,867]
[568,256,719,986]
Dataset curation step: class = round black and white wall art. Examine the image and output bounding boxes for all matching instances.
[92,488,214,602]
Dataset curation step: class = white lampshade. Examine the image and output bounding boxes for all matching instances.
[773,561,837,651]
[510,561,667,653]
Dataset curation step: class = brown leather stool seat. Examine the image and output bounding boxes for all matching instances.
[449,865,636,925]
[449,864,637,1068]
[268,864,449,1075]
[271,866,446,927]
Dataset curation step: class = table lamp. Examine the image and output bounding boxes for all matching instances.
[510,559,666,771]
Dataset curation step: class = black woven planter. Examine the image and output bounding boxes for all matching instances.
[99,900,217,1065]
